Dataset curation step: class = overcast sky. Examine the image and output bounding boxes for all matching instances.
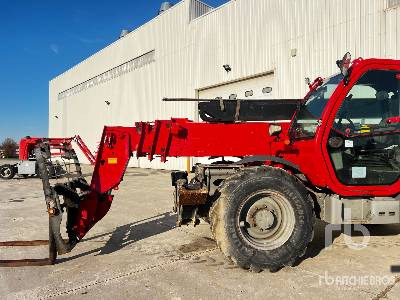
[0,0,229,142]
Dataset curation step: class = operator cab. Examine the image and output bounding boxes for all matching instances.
[291,53,400,187]
[328,69,400,186]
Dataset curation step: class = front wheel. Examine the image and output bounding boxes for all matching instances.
[0,164,16,180]
[210,167,315,272]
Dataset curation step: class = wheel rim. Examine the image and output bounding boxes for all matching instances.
[0,167,12,178]
[236,190,295,250]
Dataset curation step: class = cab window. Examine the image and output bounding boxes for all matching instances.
[327,69,400,186]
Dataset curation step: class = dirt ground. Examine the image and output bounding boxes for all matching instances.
[1,163,400,299]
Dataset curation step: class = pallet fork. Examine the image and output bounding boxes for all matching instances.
[0,142,81,267]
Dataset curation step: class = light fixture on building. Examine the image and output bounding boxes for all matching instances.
[245,90,254,97]
[223,64,232,73]
[119,29,130,38]
[105,100,111,105]
[262,87,273,94]
[159,2,173,15]
[54,115,59,119]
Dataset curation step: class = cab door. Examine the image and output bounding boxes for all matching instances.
[325,68,400,187]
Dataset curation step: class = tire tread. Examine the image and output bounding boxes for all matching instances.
[209,166,315,271]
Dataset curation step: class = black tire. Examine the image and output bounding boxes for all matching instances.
[0,164,16,180]
[210,166,315,272]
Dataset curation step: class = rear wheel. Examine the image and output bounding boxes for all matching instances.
[210,166,315,272]
[0,164,16,180]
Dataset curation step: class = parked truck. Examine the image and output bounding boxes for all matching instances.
[0,136,95,180]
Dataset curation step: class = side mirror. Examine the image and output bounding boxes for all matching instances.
[336,52,351,77]
[305,77,311,86]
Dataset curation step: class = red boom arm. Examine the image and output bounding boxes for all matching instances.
[74,118,278,239]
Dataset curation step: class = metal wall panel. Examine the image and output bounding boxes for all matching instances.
[50,0,398,170]
[189,0,213,21]
[198,73,275,100]
[385,3,400,58]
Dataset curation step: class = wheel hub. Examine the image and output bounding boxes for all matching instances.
[237,192,295,250]
[1,168,11,177]
[254,209,275,230]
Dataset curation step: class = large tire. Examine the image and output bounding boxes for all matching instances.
[0,164,16,180]
[210,166,315,272]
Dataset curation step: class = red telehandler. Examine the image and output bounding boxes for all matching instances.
[0,135,96,180]
[2,54,400,271]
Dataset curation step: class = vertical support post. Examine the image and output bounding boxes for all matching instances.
[48,218,57,264]
[186,157,191,174]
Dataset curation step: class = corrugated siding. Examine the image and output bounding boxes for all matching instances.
[189,0,213,21]
[188,0,391,99]
[49,1,196,170]
[386,2,400,58]
[50,0,399,170]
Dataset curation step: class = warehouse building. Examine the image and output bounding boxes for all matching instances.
[49,0,400,170]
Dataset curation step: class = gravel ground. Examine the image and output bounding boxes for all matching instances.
[1,165,400,299]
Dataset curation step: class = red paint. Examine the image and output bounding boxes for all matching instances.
[305,77,324,99]
[387,116,400,124]
[19,137,72,160]
[18,136,96,164]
